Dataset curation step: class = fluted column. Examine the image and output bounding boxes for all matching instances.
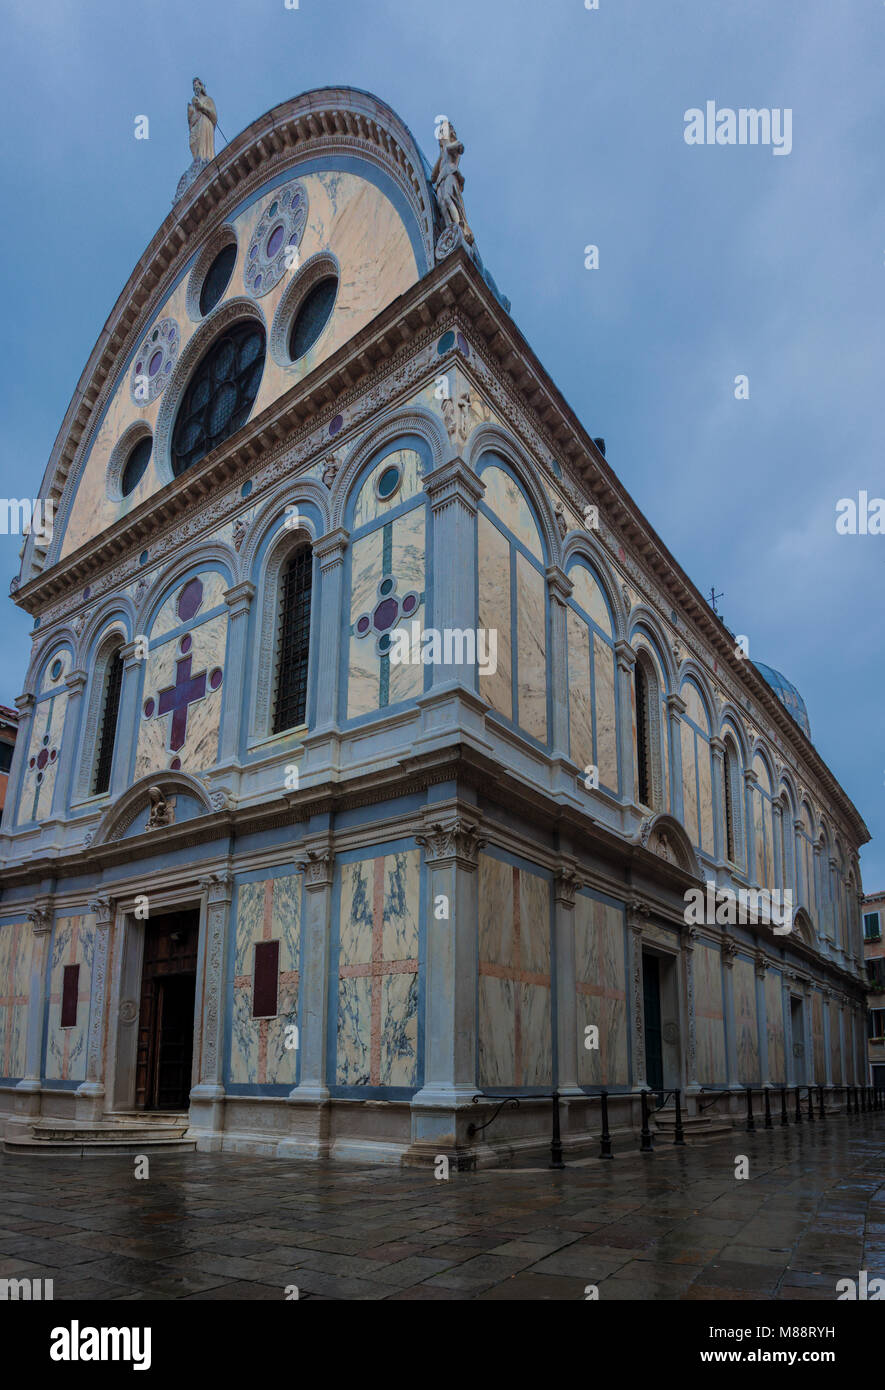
[614,641,636,805]
[423,456,485,689]
[218,581,255,761]
[553,865,581,1093]
[410,814,485,1151]
[16,900,53,1100]
[50,670,87,818]
[682,926,700,1092]
[311,529,348,731]
[627,899,648,1090]
[290,843,335,1103]
[76,895,114,1119]
[547,567,573,761]
[666,693,687,821]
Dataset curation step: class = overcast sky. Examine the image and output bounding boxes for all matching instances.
[0,0,882,885]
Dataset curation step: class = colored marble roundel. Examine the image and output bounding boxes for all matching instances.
[244,182,309,299]
[130,318,180,405]
[355,576,420,655]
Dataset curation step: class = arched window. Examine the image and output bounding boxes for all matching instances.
[273,545,313,732]
[634,657,662,809]
[93,647,124,794]
[723,745,735,861]
[721,732,745,868]
[171,320,266,476]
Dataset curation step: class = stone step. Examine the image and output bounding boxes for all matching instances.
[3,1116,196,1156]
[4,1134,196,1157]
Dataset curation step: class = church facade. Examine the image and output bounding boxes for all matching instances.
[0,87,871,1164]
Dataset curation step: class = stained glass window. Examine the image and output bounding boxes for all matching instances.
[273,546,312,733]
[171,320,265,476]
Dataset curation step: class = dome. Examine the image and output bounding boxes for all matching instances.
[754,662,811,739]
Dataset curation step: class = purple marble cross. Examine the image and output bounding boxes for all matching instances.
[157,654,207,752]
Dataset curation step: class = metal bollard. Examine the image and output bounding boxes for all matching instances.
[807,1086,815,1122]
[599,1090,613,1160]
[795,1086,802,1123]
[818,1085,825,1121]
[746,1086,756,1133]
[764,1088,773,1130]
[674,1088,686,1147]
[639,1089,654,1153]
[550,1089,565,1170]
[780,1086,788,1127]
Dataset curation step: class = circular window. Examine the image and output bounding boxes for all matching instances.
[50,659,62,681]
[171,319,266,477]
[130,318,180,405]
[288,276,338,361]
[375,463,402,502]
[199,243,237,317]
[244,182,309,298]
[121,436,152,496]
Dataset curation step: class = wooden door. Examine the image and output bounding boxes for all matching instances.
[135,912,199,1110]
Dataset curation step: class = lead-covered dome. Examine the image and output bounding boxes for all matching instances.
[754,662,811,739]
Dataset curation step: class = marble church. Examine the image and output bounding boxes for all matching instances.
[0,85,870,1164]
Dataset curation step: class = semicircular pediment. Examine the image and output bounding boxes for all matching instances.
[90,771,221,846]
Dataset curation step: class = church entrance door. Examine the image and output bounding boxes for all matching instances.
[135,911,199,1110]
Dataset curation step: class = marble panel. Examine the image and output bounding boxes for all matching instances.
[516,551,547,743]
[567,608,593,772]
[594,633,618,790]
[480,466,543,561]
[477,512,512,720]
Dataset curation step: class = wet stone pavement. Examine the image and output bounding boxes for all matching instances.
[0,1116,883,1301]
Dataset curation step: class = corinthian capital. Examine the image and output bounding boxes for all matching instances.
[417,818,486,868]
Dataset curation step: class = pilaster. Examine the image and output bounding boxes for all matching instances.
[218,581,255,761]
[422,456,485,689]
[311,529,349,732]
[721,937,740,1087]
[407,812,485,1162]
[189,871,233,1142]
[15,899,53,1112]
[75,895,114,1121]
[666,692,687,821]
[50,670,87,818]
[553,863,581,1093]
[627,898,648,1090]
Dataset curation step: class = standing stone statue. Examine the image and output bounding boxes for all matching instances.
[188,78,217,162]
[431,117,473,252]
